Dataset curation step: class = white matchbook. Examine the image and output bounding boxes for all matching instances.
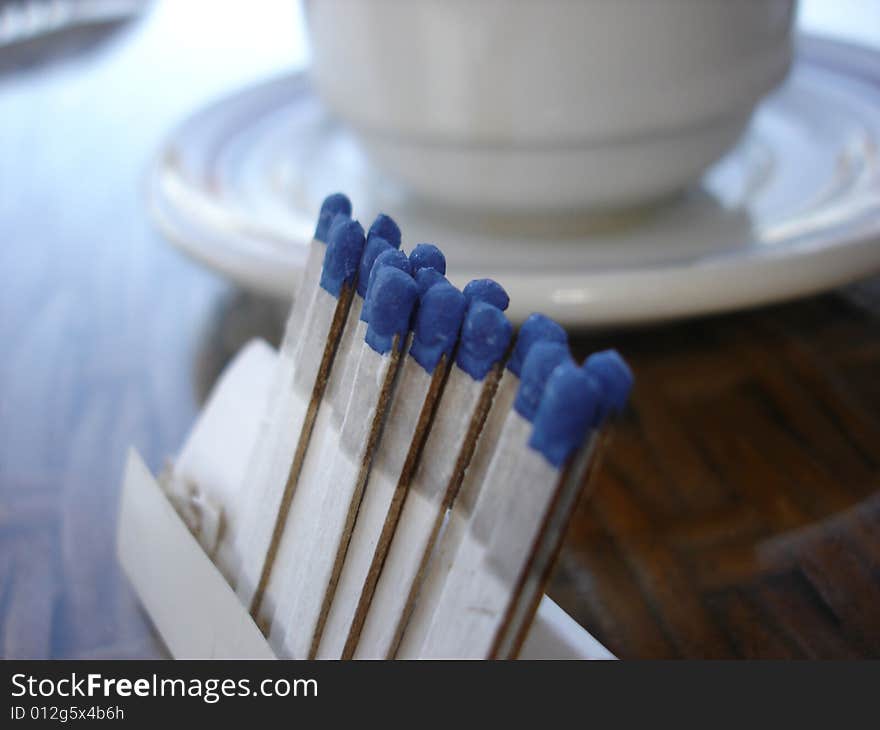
[117,340,614,660]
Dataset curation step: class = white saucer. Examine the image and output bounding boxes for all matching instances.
[148,35,880,327]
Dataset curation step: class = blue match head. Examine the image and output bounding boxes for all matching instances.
[456,302,514,381]
[409,280,466,373]
[365,267,419,354]
[409,244,446,276]
[463,279,509,312]
[530,363,601,468]
[357,236,393,298]
[583,349,634,422]
[361,248,411,323]
[321,209,350,260]
[415,267,447,296]
[409,267,449,330]
[367,213,402,250]
[320,218,366,297]
[507,313,568,377]
[514,341,573,423]
[314,193,352,241]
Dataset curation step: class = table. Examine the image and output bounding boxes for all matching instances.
[565,283,880,658]
[1,0,878,659]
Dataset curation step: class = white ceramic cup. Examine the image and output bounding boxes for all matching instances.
[304,0,796,212]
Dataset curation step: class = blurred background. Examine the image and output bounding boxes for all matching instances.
[1,0,879,659]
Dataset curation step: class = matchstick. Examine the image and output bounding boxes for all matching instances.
[396,313,568,658]
[414,340,579,658]
[353,295,513,659]
[232,217,366,620]
[214,195,350,572]
[268,266,420,658]
[281,193,352,362]
[491,352,633,659]
[315,275,467,659]
[326,235,428,432]
[326,214,402,425]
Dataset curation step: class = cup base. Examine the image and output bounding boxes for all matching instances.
[355,111,753,213]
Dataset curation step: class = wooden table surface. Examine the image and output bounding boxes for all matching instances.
[1,2,878,659]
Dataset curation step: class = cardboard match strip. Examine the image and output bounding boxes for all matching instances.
[415,343,579,659]
[395,314,568,658]
[416,350,631,659]
[353,300,513,659]
[256,298,362,634]
[292,244,457,658]
[493,350,633,658]
[492,432,601,659]
[325,267,482,659]
[252,222,407,635]
[209,196,348,582]
[267,248,440,657]
[204,191,634,659]
[118,449,614,660]
[320,354,450,658]
[232,215,365,619]
[317,280,467,659]
[267,266,420,658]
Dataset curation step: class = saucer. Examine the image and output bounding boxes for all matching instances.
[148,35,880,327]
